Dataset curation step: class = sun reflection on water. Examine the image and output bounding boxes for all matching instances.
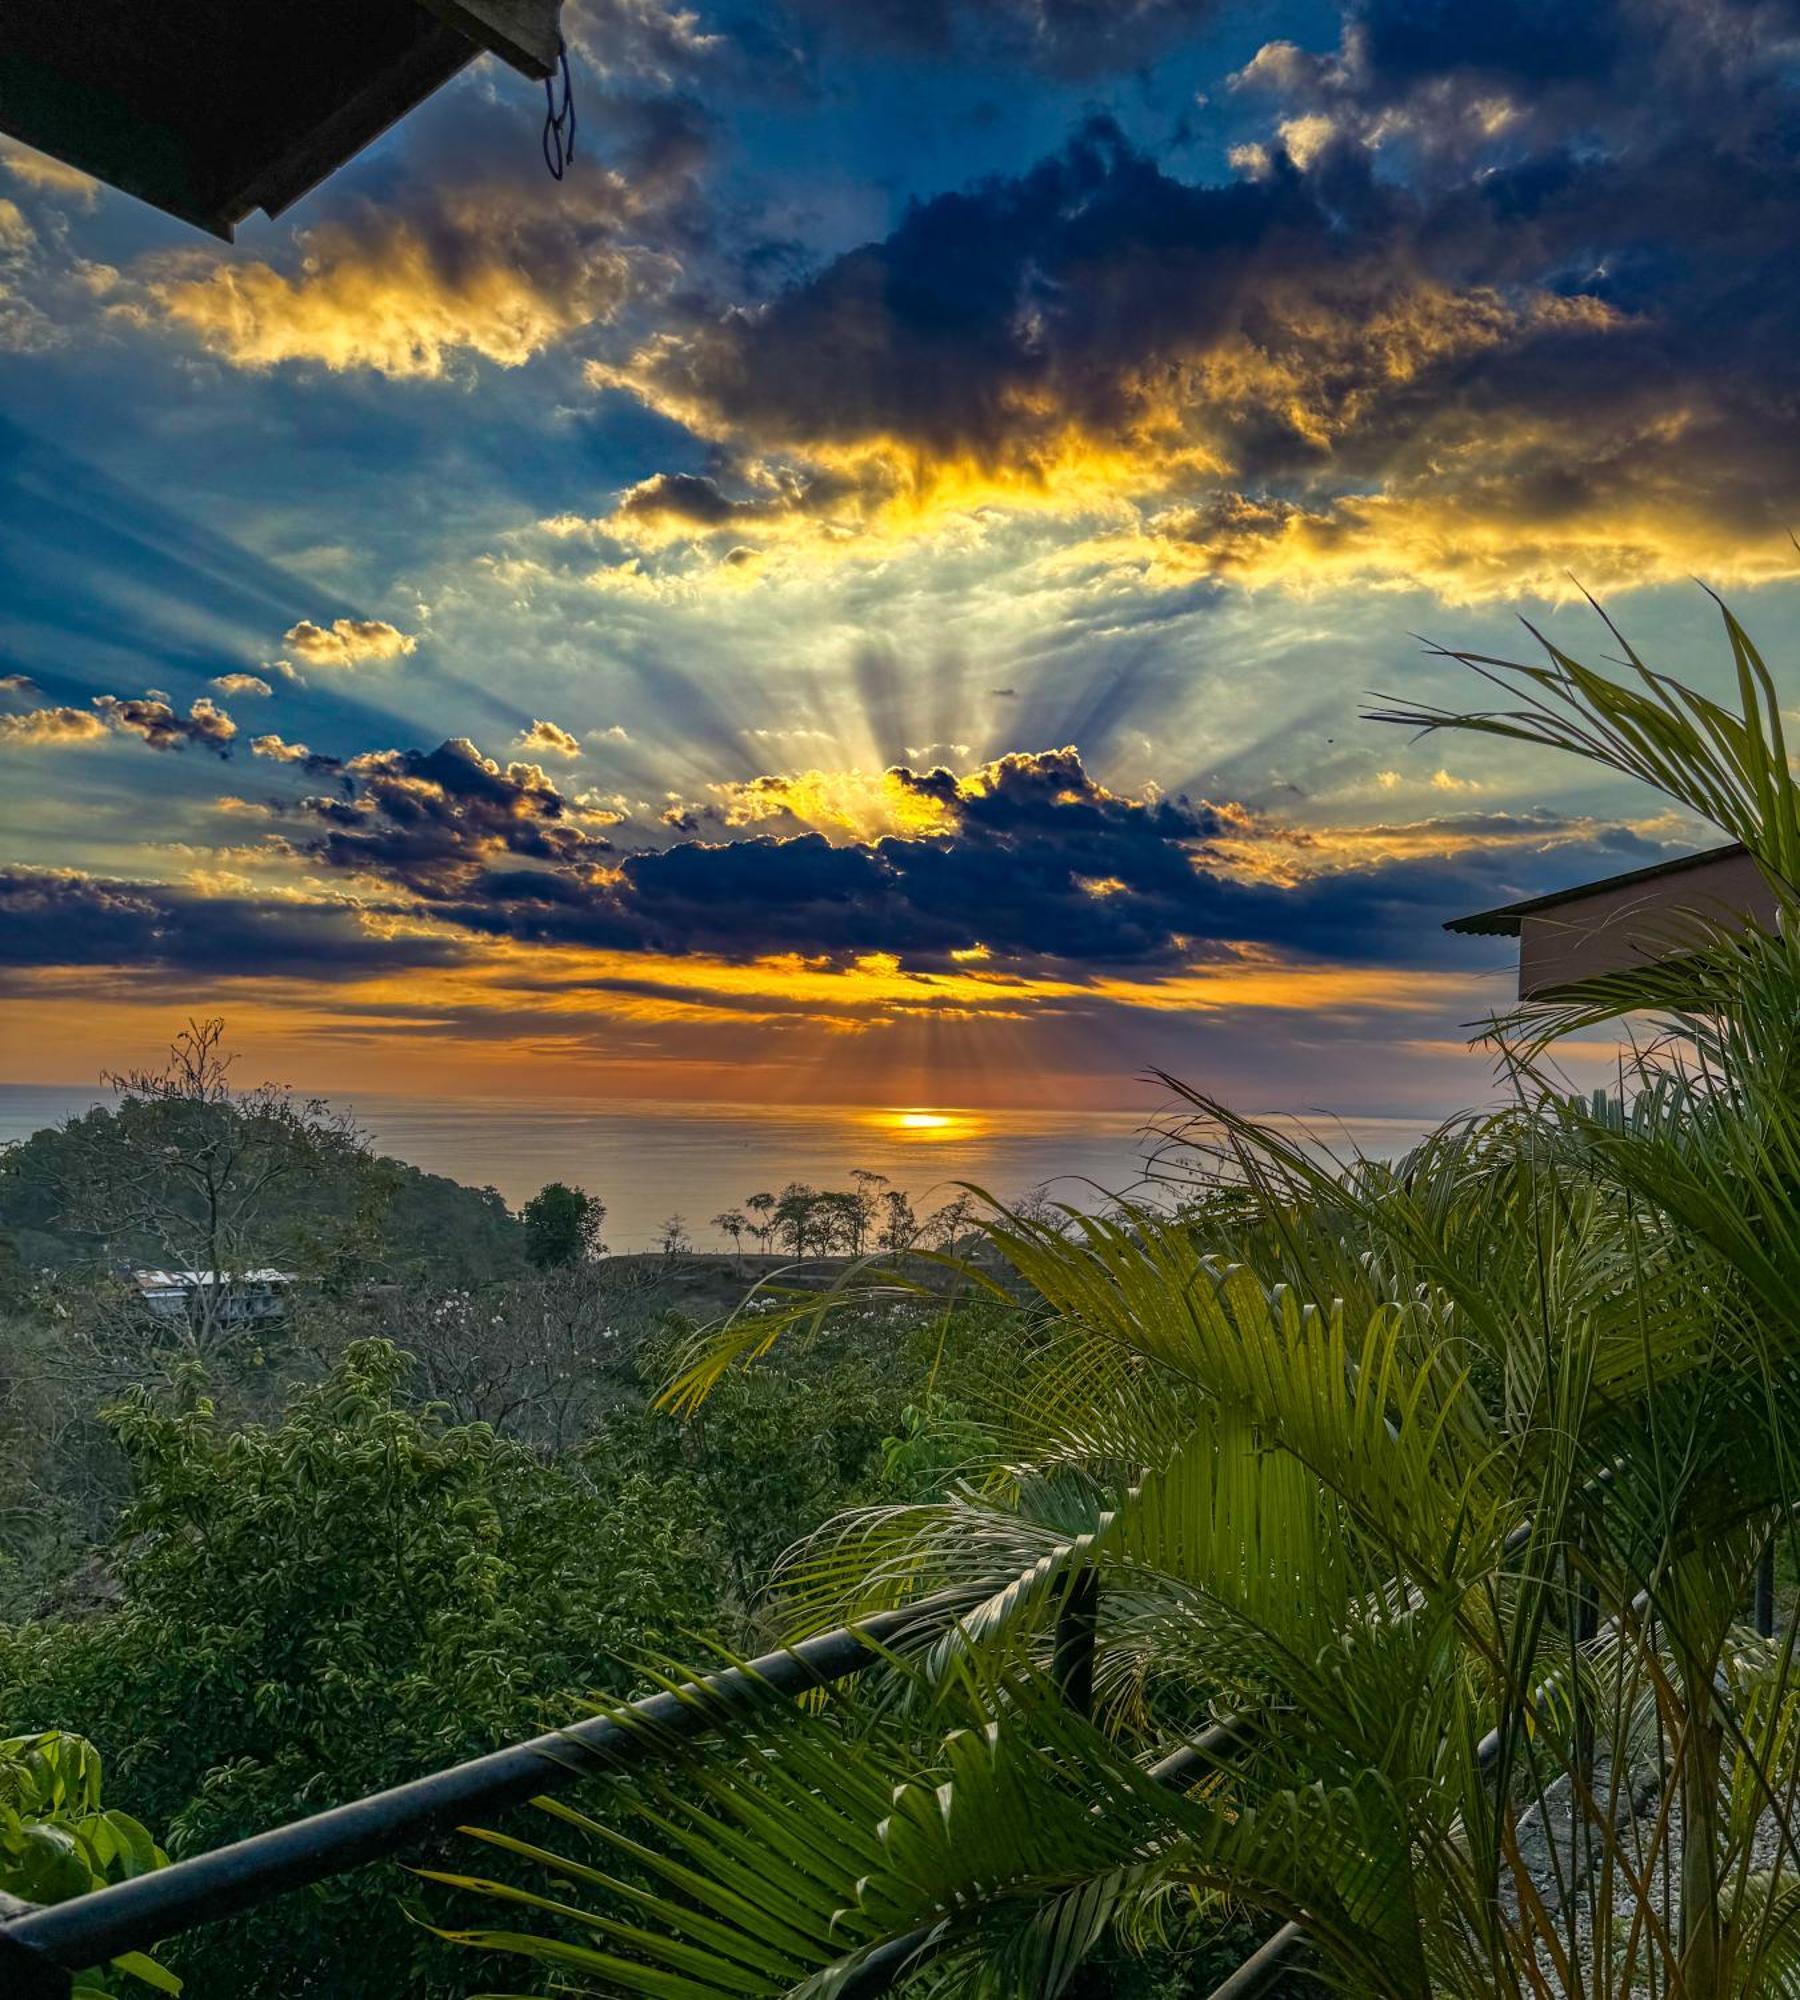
[869,1107,986,1142]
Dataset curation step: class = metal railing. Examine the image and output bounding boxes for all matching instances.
[1,1533,1779,1999]
[0,1571,1263,1999]
[0,1603,936,1996]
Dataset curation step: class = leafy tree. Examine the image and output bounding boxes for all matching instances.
[711,1210,748,1260]
[520,1180,604,1268]
[1,1057,523,1292]
[658,1214,692,1261]
[0,1341,718,1998]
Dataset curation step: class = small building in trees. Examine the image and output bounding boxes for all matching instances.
[0,0,563,239]
[134,1268,296,1328]
[1447,843,1778,1001]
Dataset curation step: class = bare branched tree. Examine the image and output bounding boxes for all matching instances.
[53,1019,365,1352]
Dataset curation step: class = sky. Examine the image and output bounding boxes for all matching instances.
[2,0,1798,1121]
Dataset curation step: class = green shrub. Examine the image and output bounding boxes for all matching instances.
[0,1341,719,1997]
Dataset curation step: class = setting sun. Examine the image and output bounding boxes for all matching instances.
[869,1108,984,1141]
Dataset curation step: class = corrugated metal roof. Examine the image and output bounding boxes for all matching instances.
[133,1270,296,1288]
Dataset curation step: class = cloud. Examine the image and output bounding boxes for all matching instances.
[133,92,706,378]
[0,140,100,206]
[585,31,1800,600]
[0,688,242,754]
[297,735,615,896]
[251,734,346,778]
[91,693,237,756]
[0,200,34,257]
[281,618,417,669]
[0,705,109,747]
[211,672,273,697]
[515,718,583,758]
[1230,0,1800,162]
[273,729,1673,979]
[0,867,463,985]
[0,673,38,697]
[778,0,1230,77]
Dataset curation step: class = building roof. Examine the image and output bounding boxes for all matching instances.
[0,0,562,239]
[134,1270,296,1289]
[1444,842,1745,938]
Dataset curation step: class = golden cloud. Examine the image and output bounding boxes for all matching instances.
[573,97,1800,603]
[0,140,100,205]
[583,278,1762,599]
[705,766,960,842]
[515,718,583,759]
[135,158,680,379]
[281,617,416,668]
[0,705,108,746]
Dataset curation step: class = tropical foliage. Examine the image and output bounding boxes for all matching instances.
[0,1728,176,1996]
[440,597,1800,1999]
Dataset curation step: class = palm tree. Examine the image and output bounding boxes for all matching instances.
[435,597,1800,1999]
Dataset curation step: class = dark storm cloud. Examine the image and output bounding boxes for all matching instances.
[777,0,1229,77]
[612,118,1330,465]
[1341,0,1629,92]
[598,3,1800,594]
[270,735,1670,976]
[0,868,465,985]
[613,471,759,529]
[301,736,615,896]
[1305,0,1800,123]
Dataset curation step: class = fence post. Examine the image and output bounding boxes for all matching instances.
[1571,1543,1598,1791]
[1053,1564,1099,1720]
[0,1896,70,1999]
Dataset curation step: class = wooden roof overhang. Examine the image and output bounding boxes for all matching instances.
[0,0,562,239]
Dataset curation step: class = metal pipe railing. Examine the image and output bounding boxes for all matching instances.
[0,1465,1681,2000]
[0,1600,945,1991]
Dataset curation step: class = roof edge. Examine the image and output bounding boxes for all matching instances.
[1443,841,1745,937]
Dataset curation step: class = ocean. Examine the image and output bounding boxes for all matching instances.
[0,1084,1431,1252]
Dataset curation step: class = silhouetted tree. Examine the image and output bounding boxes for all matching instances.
[877,1187,920,1255]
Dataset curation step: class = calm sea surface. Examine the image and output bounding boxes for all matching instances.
[0,1084,1430,1251]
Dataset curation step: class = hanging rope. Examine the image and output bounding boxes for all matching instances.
[542,38,577,180]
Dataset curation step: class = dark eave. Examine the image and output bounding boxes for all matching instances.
[1444,842,1744,938]
[0,0,560,241]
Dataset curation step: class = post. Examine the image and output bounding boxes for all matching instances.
[0,1895,70,1998]
[1053,1565,1099,1720]
[1571,1545,1598,1790]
